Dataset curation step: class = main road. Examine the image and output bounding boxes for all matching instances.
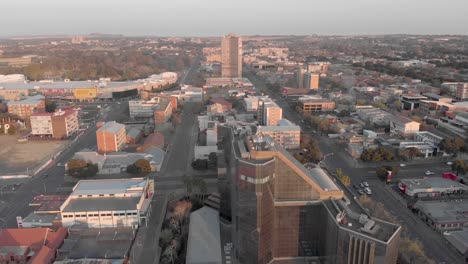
[247,72,465,264]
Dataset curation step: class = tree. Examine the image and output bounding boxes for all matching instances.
[67,159,98,178]
[159,228,174,248]
[7,124,17,135]
[45,99,57,113]
[338,109,350,118]
[135,159,152,173]
[335,168,351,186]
[361,148,394,162]
[452,160,468,176]
[439,137,465,155]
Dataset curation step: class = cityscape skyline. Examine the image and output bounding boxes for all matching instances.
[1,0,468,37]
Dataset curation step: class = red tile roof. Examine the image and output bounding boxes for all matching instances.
[0,227,67,264]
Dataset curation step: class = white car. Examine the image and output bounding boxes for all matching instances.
[400,163,406,167]
[364,187,372,195]
[425,171,435,175]
[447,162,453,166]
[363,181,369,187]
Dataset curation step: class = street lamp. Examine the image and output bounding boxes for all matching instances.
[319,152,335,169]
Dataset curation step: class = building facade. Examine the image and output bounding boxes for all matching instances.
[129,98,161,118]
[96,121,126,153]
[298,97,336,113]
[258,98,283,126]
[257,119,301,149]
[60,178,153,228]
[30,109,79,139]
[7,95,45,119]
[456,83,468,101]
[218,126,401,264]
[221,34,242,78]
[154,99,172,125]
[304,72,320,90]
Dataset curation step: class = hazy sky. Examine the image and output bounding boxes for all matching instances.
[2,0,467,36]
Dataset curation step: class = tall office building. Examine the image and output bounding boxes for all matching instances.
[218,126,401,264]
[221,34,242,78]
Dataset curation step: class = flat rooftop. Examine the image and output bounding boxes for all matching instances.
[0,80,139,90]
[97,121,125,135]
[62,196,141,212]
[414,199,468,224]
[72,178,146,196]
[401,177,468,190]
[6,94,44,105]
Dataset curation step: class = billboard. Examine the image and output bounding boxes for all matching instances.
[73,87,98,99]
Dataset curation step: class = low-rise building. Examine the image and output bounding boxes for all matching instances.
[413,199,468,231]
[129,98,161,118]
[209,97,232,114]
[60,178,154,228]
[297,96,336,113]
[96,121,126,153]
[186,206,222,264]
[356,106,391,126]
[154,99,172,125]
[390,115,420,136]
[7,94,45,119]
[30,109,79,139]
[0,87,30,101]
[243,96,260,111]
[399,177,468,197]
[258,119,301,149]
[0,227,67,264]
[400,94,427,111]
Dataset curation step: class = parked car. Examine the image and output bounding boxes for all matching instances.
[447,161,453,166]
[57,163,62,167]
[425,171,435,175]
[363,182,369,187]
[353,184,359,189]
[359,183,365,188]
[364,188,372,195]
[357,189,365,195]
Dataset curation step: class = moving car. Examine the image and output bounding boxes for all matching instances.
[400,163,406,167]
[425,171,435,175]
[447,161,453,166]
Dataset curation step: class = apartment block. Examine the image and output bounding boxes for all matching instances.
[258,98,282,126]
[221,34,242,78]
[129,98,161,118]
[257,119,300,149]
[30,109,79,139]
[7,94,45,119]
[96,121,126,153]
[304,72,320,90]
[218,126,401,264]
[456,83,468,101]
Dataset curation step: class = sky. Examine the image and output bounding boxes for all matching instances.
[1,0,468,37]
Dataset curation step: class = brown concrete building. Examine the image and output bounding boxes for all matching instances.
[221,34,242,78]
[7,95,45,119]
[258,98,283,126]
[154,99,172,125]
[297,97,336,113]
[304,72,320,90]
[219,126,401,264]
[30,109,79,139]
[96,121,126,153]
[0,88,31,101]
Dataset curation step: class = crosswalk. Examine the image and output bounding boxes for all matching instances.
[224,242,233,264]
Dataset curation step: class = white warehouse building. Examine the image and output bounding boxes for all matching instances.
[60,178,154,228]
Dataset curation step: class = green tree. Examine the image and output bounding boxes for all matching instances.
[335,168,351,186]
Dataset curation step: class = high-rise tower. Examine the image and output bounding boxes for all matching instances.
[221,34,242,78]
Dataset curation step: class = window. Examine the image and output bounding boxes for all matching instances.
[99,194,104,197]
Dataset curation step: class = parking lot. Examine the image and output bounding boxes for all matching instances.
[0,135,67,175]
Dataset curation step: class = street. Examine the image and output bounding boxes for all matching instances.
[0,102,127,228]
[247,72,465,264]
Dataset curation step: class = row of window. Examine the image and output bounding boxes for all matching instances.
[62,212,138,218]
